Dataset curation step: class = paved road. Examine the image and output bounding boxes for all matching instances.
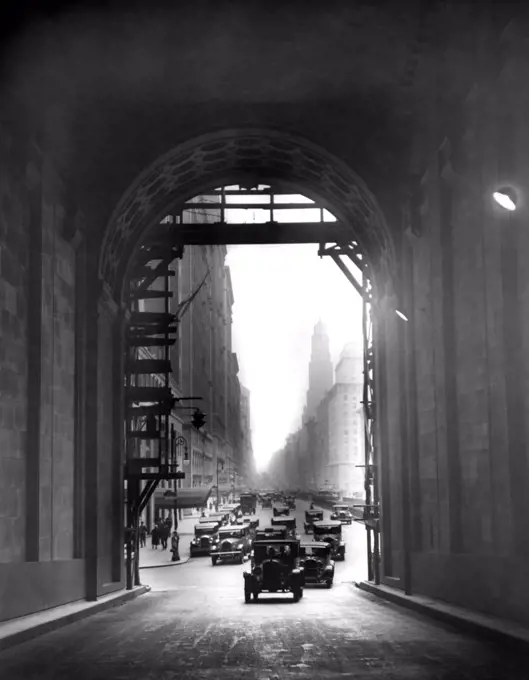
[1,499,528,679]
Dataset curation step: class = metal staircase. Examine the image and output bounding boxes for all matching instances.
[124,244,186,588]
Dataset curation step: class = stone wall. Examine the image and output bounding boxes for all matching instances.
[0,125,86,621]
[380,27,529,626]
[0,123,30,564]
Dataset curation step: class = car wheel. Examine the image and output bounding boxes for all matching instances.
[239,553,244,564]
[293,588,301,603]
[211,556,218,566]
[326,579,333,589]
[252,592,259,601]
[244,591,251,604]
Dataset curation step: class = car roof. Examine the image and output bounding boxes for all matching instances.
[313,520,341,527]
[220,523,249,530]
[253,539,299,546]
[306,509,323,513]
[300,541,330,548]
[195,522,218,528]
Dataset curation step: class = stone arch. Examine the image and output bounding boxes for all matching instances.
[99,128,396,301]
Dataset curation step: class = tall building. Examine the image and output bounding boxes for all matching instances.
[320,342,364,495]
[145,195,243,518]
[303,320,334,423]
[240,384,255,486]
[269,341,365,497]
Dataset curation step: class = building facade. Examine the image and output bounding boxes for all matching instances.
[302,321,334,424]
[240,384,255,486]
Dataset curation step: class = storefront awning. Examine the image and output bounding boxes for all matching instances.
[154,487,213,510]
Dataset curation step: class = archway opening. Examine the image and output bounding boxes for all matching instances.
[100,129,394,591]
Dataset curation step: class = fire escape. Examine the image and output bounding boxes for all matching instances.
[318,242,380,585]
[124,243,186,589]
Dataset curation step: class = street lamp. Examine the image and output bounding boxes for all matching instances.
[493,186,518,211]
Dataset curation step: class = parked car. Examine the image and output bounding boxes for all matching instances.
[211,524,252,565]
[312,521,346,561]
[330,504,353,525]
[190,522,219,557]
[243,539,304,603]
[303,509,324,533]
[299,542,335,588]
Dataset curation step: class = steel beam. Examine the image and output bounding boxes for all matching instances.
[149,221,351,245]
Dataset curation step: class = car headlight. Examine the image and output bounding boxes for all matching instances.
[237,543,243,549]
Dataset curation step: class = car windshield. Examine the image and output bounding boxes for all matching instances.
[254,544,294,563]
[219,529,243,539]
[302,546,328,558]
[334,506,348,512]
[314,525,341,535]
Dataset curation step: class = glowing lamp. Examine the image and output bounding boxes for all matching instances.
[493,187,518,211]
[395,310,408,322]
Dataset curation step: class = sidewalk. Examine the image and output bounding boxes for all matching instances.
[356,581,529,650]
[0,586,149,652]
[139,512,204,569]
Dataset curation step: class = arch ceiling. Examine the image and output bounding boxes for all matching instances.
[100,128,395,297]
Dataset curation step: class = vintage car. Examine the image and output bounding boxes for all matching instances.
[211,524,252,565]
[240,493,258,515]
[272,503,290,517]
[330,504,353,525]
[254,526,288,542]
[303,509,324,533]
[299,542,335,588]
[206,512,229,527]
[261,496,272,509]
[189,522,219,557]
[242,516,260,533]
[285,496,296,510]
[312,520,346,560]
[271,516,299,540]
[243,540,304,603]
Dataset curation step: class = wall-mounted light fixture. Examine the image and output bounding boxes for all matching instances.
[395,310,409,322]
[493,186,518,211]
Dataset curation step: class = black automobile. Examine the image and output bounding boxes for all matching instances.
[254,526,288,542]
[330,504,353,525]
[300,542,335,588]
[273,503,290,517]
[189,522,219,557]
[243,540,304,603]
[303,509,324,533]
[240,493,257,515]
[206,512,230,527]
[242,516,260,534]
[211,524,252,565]
[271,516,300,540]
[285,496,296,510]
[261,496,272,509]
[312,521,346,560]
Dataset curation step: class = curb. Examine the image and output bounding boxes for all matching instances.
[0,586,150,652]
[355,581,529,650]
[140,556,191,570]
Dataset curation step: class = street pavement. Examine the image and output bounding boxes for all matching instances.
[1,499,528,679]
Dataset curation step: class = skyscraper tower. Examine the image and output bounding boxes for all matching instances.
[303,320,334,423]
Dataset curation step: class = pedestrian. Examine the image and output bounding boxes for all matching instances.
[160,522,169,550]
[171,530,180,562]
[151,525,159,549]
[139,521,147,548]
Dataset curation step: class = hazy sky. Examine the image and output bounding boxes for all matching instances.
[225,243,363,471]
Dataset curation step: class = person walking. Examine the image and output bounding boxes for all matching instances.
[170,530,180,562]
[151,525,159,550]
[139,522,147,548]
